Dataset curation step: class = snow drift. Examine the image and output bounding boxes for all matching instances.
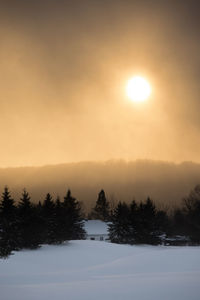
[1,240,200,300]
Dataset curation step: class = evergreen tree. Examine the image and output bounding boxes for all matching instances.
[0,187,19,258]
[129,200,139,243]
[92,190,110,221]
[62,190,86,240]
[109,202,131,244]
[168,209,186,237]
[109,198,163,245]
[42,193,56,244]
[18,189,44,249]
[135,198,161,245]
[183,185,200,243]
[156,209,169,236]
[37,201,42,211]
[53,196,69,243]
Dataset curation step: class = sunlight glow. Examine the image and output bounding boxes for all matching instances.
[126,76,151,102]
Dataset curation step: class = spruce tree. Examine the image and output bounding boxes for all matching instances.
[135,198,161,245]
[53,196,68,243]
[109,202,131,244]
[129,200,139,243]
[156,209,169,237]
[92,190,110,221]
[42,193,56,244]
[18,189,43,249]
[183,185,200,243]
[63,190,86,240]
[0,187,19,258]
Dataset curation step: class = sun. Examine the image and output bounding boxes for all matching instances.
[126,76,151,102]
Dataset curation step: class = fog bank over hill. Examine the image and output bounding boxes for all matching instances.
[0,160,200,211]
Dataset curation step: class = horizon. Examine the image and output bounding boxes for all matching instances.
[0,158,200,170]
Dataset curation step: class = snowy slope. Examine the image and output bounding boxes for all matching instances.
[1,241,200,300]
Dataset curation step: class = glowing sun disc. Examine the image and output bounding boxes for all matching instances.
[126,76,151,102]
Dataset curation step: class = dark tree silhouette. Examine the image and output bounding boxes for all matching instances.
[53,196,65,243]
[183,185,200,243]
[0,187,19,257]
[168,209,186,237]
[109,202,131,244]
[156,209,169,236]
[135,198,161,245]
[62,190,86,240]
[18,189,44,249]
[50,196,73,244]
[129,200,139,243]
[91,190,110,221]
[42,193,57,244]
[109,198,164,245]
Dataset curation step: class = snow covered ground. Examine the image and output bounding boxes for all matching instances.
[1,241,200,300]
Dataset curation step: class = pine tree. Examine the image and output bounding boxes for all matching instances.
[183,185,200,243]
[0,187,19,258]
[92,190,110,221]
[53,196,68,243]
[109,202,131,244]
[18,189,43,249]
[42,193,56,244]
[135,198,161,245]
[156,209,169,236]
[62,190,86,240]
[129,200,139,243]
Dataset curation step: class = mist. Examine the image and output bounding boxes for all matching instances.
[0,1,200,167]
[0,159,200,211]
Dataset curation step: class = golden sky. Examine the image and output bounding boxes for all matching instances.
[0,0,200,167]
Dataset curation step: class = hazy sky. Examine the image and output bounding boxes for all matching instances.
[0,0,200,167]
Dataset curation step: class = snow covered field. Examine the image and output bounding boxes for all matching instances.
[1,241,200,300]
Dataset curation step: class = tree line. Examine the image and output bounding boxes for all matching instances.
[0,187,85,258]
[91,187,200,245]
[1,185,200,258]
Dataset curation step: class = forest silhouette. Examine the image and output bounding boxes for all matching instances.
[1,183,200,258]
